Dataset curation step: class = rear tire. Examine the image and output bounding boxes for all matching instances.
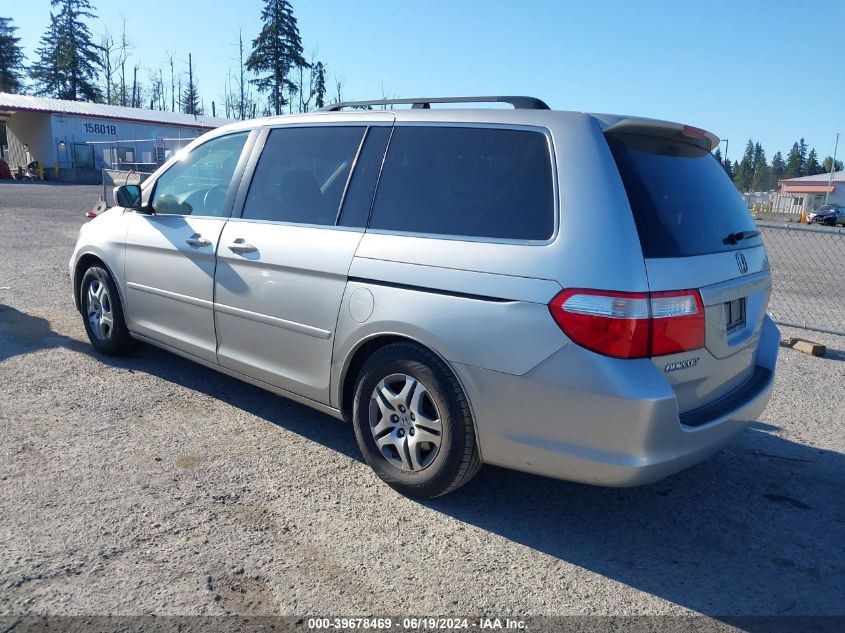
[79,265,136,356]
[352,342,481,498]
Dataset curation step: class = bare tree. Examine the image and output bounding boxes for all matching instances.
[223,74,233,119]
[147,67,165,110]
[234,29,254,119]
[117,19,131,106]
[333,72,344,105]
[180,53,202,115]
[98,31,120,104]
[168,53,176,112]
[130,64,140,108]
[158,67,166,110]
[298,51,324,113]
[297,64,305,113]
[378,82,400,110]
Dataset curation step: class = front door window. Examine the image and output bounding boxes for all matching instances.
[151,132,248,217]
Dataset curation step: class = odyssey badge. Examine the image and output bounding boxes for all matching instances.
[665,358,699,372]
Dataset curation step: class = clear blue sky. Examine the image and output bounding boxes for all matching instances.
[6,0,844,162]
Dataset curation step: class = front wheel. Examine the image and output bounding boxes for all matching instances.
[352,342,481,498]
[79,265,136,355]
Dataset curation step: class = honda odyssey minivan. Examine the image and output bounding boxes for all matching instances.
[70,96,779,498]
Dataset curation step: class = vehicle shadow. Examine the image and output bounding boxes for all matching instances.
[0,304,92,363]
[98,341,364,462]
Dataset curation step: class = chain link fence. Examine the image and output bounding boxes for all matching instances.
[757,221,845,336]
[101,169,154,206]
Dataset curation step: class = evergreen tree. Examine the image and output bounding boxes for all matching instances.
[180,53,202,115]
[733,140,755,192]
[313,60,326,109]
[29,16,62,96]
[751,144,770,192]
[716,146,733,177]
[822,156,844,173]
[247,0,307,115]
[0,16,26,93]
[770,151,786,183]
[31,0,102,101]
[798,138,808,174]
[804,149,821,176]
[751,143,765,172]
[783,141,803,179]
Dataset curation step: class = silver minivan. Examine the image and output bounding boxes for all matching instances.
[70,96,779,498]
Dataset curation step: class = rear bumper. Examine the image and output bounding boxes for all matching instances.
[454,315,779,487]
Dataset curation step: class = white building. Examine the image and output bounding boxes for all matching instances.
[0,93,230,182]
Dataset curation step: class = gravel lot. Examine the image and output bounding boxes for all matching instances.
[1,183,843,625]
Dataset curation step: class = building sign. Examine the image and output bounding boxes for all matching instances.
[83,122,118,136]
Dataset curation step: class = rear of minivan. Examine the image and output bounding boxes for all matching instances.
[460,113,779,486]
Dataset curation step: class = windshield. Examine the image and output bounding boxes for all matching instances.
[607,133,763,258]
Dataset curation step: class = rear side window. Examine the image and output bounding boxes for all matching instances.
[242,126,365,225]
[369,126,554,240]
[607,133,762,258]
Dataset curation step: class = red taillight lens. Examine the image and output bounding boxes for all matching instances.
[650,290,705,356]
[549,288,705,359]
[549,289,650,359]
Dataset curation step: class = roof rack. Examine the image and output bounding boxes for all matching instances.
[318,96,550,112]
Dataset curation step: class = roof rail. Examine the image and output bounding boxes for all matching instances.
[318,96,550,112]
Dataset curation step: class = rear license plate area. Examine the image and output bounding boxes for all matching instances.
[725,298,746,334]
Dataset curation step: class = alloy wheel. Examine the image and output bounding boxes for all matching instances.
[86,279,114,341]
[368,373,442,471]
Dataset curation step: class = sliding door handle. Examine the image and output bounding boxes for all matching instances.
[227,238,257,254]
[185,235,210,248]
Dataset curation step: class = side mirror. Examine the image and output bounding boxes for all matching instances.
[114,184,145,210]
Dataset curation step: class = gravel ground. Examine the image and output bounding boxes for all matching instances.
[1,183,843,624]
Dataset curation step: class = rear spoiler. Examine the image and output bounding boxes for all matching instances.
[593,115,720,152]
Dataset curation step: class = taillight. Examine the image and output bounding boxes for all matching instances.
[649,290,705,355]
[549,288,704,359]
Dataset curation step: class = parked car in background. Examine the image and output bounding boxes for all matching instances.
[808,204,845,226]
[69,96,780,498]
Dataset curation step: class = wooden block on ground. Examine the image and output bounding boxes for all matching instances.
[792,340,826,356]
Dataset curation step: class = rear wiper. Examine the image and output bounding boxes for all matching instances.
[723,230,761,245]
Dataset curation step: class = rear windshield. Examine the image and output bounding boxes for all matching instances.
[607,133,762,258]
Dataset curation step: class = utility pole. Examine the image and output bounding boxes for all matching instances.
[825,132,839,205]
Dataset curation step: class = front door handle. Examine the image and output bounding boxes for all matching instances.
[185,234,211,248]
[227,238,257,254]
